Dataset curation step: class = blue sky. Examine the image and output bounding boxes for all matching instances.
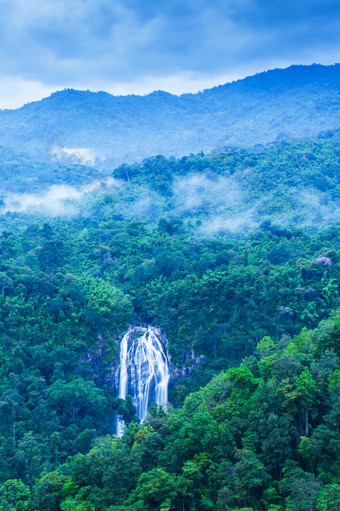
[0,0,339,108]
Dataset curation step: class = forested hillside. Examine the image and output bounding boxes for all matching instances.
[6,312,337,511]
[0,64,339,166]
[0,127,339,509]
[1,0,340,506]
[1,129,340,222]
[0,146,103,194]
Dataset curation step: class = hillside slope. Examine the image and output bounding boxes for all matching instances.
[0,64,339,167]
[0,129,339,509]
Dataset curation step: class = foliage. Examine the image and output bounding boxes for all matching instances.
[0,122,339,509]
[14,312,339,510]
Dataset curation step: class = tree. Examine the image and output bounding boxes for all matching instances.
[285,474,320,511]
[233,449,270,508]
[295,368,318,436]
[128,468,178,509]
[0,479,30,511]
[46,378,107,421]
[316,484,340,511]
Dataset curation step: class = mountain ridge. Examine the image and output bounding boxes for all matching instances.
[0,63,339,168]
[2,63,339,110]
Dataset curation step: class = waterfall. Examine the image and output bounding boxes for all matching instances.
[116,326,169,435]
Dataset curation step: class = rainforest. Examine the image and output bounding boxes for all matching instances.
[0,131,339,509]
[0,65,339,510]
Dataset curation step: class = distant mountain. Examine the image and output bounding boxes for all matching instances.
[0,64,339,168]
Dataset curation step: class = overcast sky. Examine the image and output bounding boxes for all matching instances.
[0,0,339,108]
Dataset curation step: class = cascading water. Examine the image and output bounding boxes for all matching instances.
[116,326,169,436]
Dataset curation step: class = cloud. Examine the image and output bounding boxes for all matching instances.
[296,189,340,225]
[173,173,242,213]
[198,209,259,235]
[50,146,97,165]
[0,76,57,110]
[171,172,262,234]
[2,185,84,216]
[0,0,339,107]
[1,179,118,216]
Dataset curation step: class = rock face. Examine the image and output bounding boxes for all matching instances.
[116,326,170,434]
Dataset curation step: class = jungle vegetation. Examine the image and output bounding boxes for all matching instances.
[0,131,339,509]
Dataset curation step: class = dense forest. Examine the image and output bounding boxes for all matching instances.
[2,311,337,511]
[0,128,339,509]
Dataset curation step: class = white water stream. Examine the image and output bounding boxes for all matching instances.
[116,326,169,435]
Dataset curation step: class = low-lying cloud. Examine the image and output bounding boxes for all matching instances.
[171,172,261,234]
[2,171,338,236]
[296,189,340,225]
[52,147,97,166]
[198,208,259,235]
[2,185,84,216]
[173,173,243,212]
[1,178,118,217]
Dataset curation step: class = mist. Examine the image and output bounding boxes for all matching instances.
[198,208,259,235]
[262,188,340,227]
[297,189,340,225]
[2,185,84,216]
[1,178,119,217]
[2,168,338,235]
[173,173,243,212]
